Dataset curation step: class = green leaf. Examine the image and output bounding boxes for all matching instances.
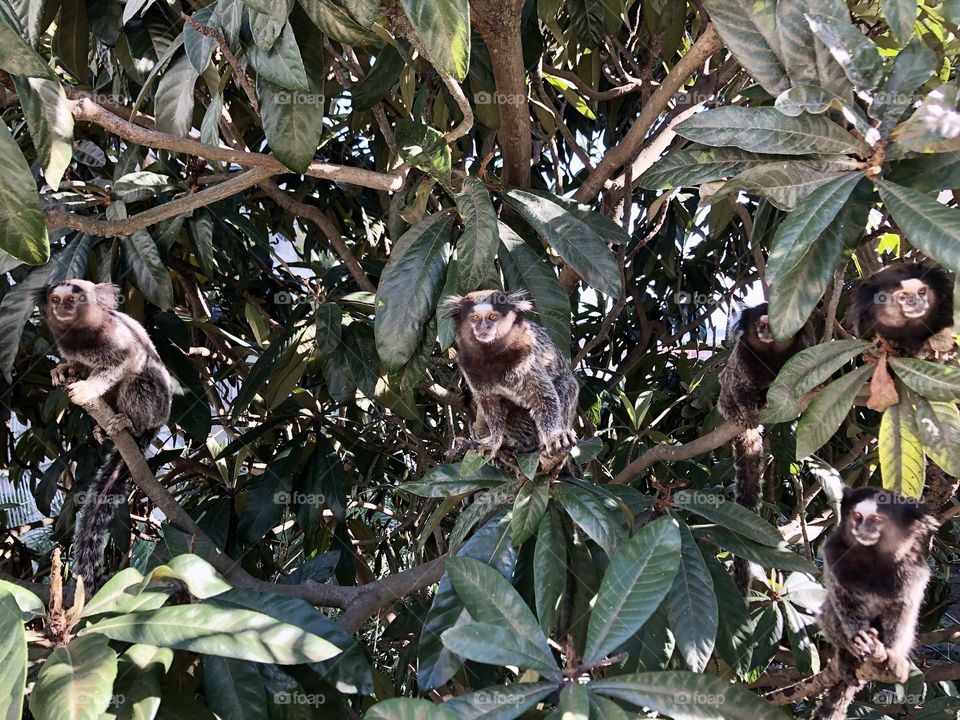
[879,397,925,498]
[891,85,960,153]
[120,231,175,308]
[805,13,882,91]
[872,38,937,133]
[766,172,863,283]
[0,590,26,720]
[583,516,682,663]
[796,364,871,458]
[404,463,511,497]
[703,553,753,677]
[503,188,621,299]
[749,603,785,673]
[890,358,960,401]
[639,146,776,190]
[374,211,453,370]
[298,0,376,44]
[702,0,789,96]
[258,79,324,173]
[202,656,266,720]
[666,520,717,673]
[13,76,73,190]
[498,222,571,352]
[874,178,960,270]
[53,0,89,81]
[0,120,46,265]
[763,340,871,423]
[154,53,200,137]
[113,644,173,720]
[888,152,960,193]
[593,671,789,719]
[366,699,457,720]
[675,107,868,156]
[8,0,45,47]
[454,178,500,292]
[244,22,309,90]
[83,602,341,664]
[0,579,43,620]
[511,478,549,546]
[673,490,782,547]
[0,265,48,380]
[441,622,560,676]
[712,161,853,212]
[444,681,557,718]
[907,392,960,476]
[395,120,451,181]
[699,528,818,574]
[555,483,624,557]
[880,0,916,44]
[399,0,469,80]
[351,43,405,111]
[567,0,604,45]
[534,506,565,636]
[112,171,176,202]
[29,634,118,720]
[0,5,53,77]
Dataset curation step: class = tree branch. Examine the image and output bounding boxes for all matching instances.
[67,97,405,191]
[45,166,277,236]
[572,23,722,203]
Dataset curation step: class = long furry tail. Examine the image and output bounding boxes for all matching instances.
[732,426,763,593]
[811,682,860,720]
[73,432,152,592]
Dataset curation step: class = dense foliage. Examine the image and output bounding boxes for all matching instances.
[0,0,958,717]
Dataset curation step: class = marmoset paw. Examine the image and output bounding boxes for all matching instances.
[66,380,98,407]
[544,430,576,456]
[105,413,132,436]
[852,628,880,660]
[51,363,82,387]
[883,654,911,683]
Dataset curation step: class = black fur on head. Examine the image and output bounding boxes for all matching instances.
[442,289,534,320]
[833,485,938,557]
[845,262,954,355]
[731,302,810,383]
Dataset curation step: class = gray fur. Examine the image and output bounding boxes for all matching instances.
[445,290,578,471]
[41,279,172,591]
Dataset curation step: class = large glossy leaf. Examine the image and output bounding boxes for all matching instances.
[698,528,817,574]
[83,602,341,664]
[120,231,175,308]
[703,554,753,677]
[534,505,565,636]
[419,514,514,690]
[298,0,377,44]
[908,392,960,476]
[503,188,620,298]
[592,671,789,719]
[805,13,882,91]
[796,364,872,458]
[673,490,782,546]
[403,463,512,497]
[872,38,936,133]
[113,644,173,720]
[555,483,624,557]
[498,222,571,352]
[702,0,789,96]
[0,590,25,720]
[511,478,549,546]
[367,699,457,720]
[154,53,200,137]
[583,516,681,663]
[13,75,73,190]
[890,358,960,401]
[375,211,453,370]
[0,265,48,380]
[766,172,863,283]
[396,120,451,180]
[879,397,925,498]
[29,634,119,720]
[639,147,776,189]
[0,120,46,265]
[763,340,871,423]
[675,107,868,156]
[712,161,852,211]
[0,5,52,77]
[444,681,557,718]
[875,179,960,271]
[455,178,499,292]
[666,521,716,673]
[880,0,917,44]
[258,78,324,173]
[441,622,560,676]
[399,0,469,80]
[202,656,266,720]
[244,22,309,90]
[447,557,556,674]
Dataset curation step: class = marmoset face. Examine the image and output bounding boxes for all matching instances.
[467,301,517,343]
[46,281,97,324]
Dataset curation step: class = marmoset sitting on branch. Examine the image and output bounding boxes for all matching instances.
[39,279,173,591]
[443,290,578,475]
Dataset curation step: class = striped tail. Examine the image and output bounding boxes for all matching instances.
[811,681,860,720]
[73,432,152,592]
[732,426,763,593]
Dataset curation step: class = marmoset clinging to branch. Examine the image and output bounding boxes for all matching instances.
[718,303,811,590]
[39,279,173,591]
[444,290,578,472]
[813,486,938,719]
